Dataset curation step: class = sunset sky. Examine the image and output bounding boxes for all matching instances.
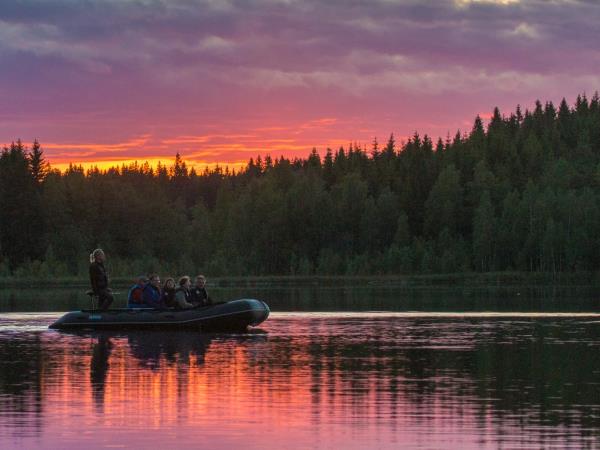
[1,0,599,171]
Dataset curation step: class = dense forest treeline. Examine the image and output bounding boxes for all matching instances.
[1,95,599,278]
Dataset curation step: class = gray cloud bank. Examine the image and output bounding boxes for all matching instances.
[1,0,599,153]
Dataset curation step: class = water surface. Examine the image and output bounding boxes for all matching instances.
[1,310,599,449]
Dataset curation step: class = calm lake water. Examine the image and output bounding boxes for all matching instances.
[1,287,599,449]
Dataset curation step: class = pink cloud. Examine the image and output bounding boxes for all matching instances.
[2,0,598,169]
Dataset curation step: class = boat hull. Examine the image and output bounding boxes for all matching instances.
[49,299,270,331]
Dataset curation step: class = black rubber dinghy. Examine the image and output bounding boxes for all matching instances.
[49,299,270,331]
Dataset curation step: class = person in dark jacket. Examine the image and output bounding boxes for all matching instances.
[142,274,164,309]
[89,249,113,310]
[190,274,212,307]
[127,275,148,309]
[175,276,194,309]
[162,278,176,308]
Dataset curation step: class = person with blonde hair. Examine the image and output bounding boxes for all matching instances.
[88,249,113,310]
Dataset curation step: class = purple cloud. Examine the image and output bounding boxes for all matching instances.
[1,0,599,166]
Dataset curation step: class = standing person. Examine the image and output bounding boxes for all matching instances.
[162,278,177,308]
[89,249,113,310]
[175,276,194,309]
[190,275,212,307]
[142,274,164,309]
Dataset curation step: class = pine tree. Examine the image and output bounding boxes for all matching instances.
[472,191,496,271]
[557,97,575,153]
[424,164,463,238]
[323,148,334,187]
[306,148,321,172]
[371,137,380,159]
[29,139,49,183]
[264,154,273,170]
[172,152,188,179]
[383,133,395,159]
[393,212,411,248]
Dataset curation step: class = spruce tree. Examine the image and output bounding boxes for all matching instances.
[472,190,496,271]
[29,139,49,183]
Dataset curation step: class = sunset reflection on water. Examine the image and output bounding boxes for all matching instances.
[1,313,599,449]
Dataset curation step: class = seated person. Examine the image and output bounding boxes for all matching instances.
[162,278,177,308]
[142,274,164,309]
[127,275,148,308]
[175,276,194,309]
[190,274,212,306]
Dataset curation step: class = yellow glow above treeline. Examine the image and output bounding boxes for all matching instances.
[50,158,248,174]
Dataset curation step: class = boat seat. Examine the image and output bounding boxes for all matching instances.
[86,290,98,310]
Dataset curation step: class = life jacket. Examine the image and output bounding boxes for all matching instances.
[127,283,145,308]
[175,286,191,302]
[162,288,176,307]
[190,286,210,305]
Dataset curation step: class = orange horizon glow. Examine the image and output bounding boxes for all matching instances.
[6,97,571,174]
[6,126,398,173]
[49,158,249,174]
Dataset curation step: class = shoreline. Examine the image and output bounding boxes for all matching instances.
[1,271,599,289]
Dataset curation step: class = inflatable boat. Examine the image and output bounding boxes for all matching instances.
[49,299,270,331]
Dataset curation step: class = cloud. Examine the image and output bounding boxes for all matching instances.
[507,22,540,39]
[41,135,152,156]
[2,0,600,167]
[3,0,599,81]
[455,0,521,7]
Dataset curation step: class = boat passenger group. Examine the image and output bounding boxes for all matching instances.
[88,248,212,311]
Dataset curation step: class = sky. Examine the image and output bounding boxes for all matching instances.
[1,0,599,171]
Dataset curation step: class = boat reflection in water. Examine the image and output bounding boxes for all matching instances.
[84,329,267,412]
[88,331,213,412]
